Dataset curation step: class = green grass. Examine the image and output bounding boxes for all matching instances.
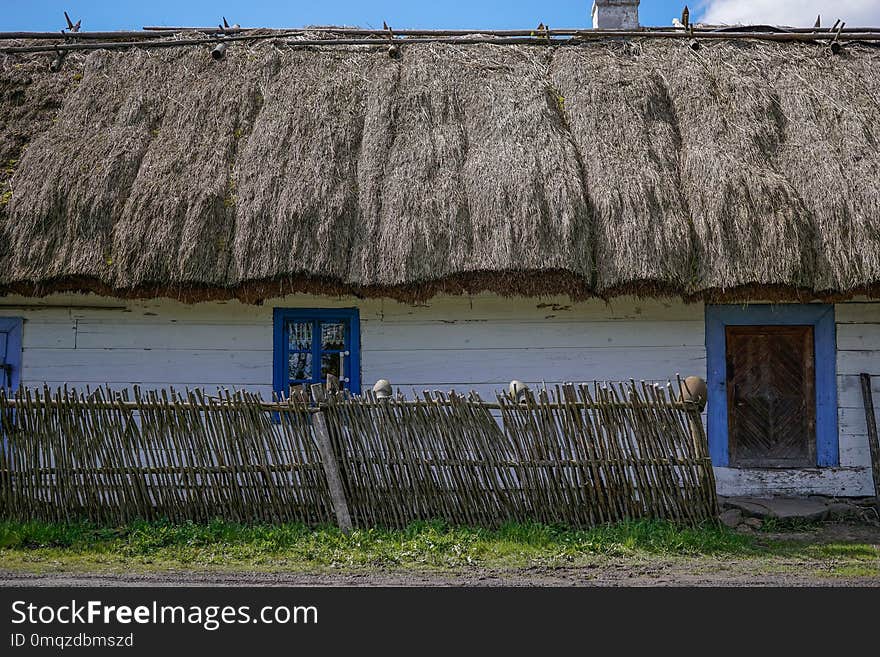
[0,519,876,579]
[0,519,755,569]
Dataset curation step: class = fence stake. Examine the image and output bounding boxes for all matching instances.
[859,373,880,505]
[312,408,353,532]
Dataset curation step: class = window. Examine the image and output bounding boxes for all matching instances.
[273,308,360,398]
[0,318,22,391]
[705,304,837,468]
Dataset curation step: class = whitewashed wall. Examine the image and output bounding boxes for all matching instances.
[0,293,707,396]
[0,293,875,497]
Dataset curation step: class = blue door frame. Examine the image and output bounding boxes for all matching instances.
[705,304,838,468]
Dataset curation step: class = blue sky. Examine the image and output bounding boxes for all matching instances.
[5,1,878,31]
[3,1,703,31]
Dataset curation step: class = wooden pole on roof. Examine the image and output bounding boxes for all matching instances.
[3,25,880,41]
[4,27,880,56]
[138,25,880,34]
[5,31,880,56]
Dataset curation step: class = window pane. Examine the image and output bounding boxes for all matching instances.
[288,322,312,351]
[321,353,341,380]
[289,352,312,381]
[321,322,345,351]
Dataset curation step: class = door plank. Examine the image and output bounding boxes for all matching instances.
[726,325,816,468]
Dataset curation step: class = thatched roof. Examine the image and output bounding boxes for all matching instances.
[1,34,879,303]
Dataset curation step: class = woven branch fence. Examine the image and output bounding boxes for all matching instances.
[0,382,717,527]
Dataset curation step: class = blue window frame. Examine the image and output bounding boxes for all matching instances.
[705,304,838,468]
[0,318,22,391]
[273,308,360,399]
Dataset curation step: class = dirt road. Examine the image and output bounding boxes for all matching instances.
[2,560,877,587]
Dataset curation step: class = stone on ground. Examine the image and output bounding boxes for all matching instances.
[719,496,867,522]
[719,508,743,528]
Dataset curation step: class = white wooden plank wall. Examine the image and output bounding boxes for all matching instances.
[0,294,706,400]
[834,302,880,494]
[0,293,876,496]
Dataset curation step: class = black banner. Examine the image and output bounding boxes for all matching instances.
[0,586,873,654]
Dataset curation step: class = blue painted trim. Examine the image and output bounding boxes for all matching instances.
[0,318,23,448]
[0,317,23,391]
[272,308,361,400]
[705,304,838,468]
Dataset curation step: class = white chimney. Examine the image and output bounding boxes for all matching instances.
[592,0,640,30]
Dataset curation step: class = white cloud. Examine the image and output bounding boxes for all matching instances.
[696,0,880,27]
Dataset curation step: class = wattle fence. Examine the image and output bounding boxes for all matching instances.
[0,381,717,527]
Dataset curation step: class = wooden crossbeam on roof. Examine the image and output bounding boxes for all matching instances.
[2,27,880,56]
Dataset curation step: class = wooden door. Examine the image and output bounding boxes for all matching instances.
[726,326,816,468]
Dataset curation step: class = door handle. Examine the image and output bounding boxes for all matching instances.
[731,383,744,407]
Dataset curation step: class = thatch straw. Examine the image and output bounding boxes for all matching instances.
[1,36,878,303]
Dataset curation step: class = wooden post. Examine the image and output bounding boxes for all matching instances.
[684,404,706,452]
[679,376,717,514]
[310,384,353,532]
[859,373,880,504]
